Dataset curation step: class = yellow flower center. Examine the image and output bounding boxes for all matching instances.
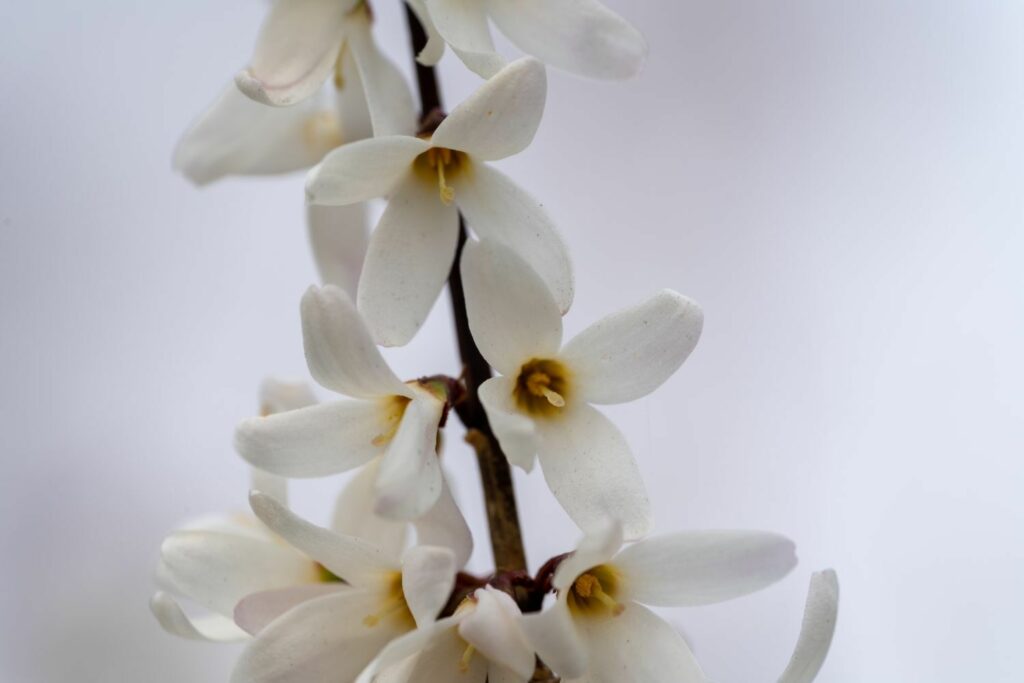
[567,565,625,618]
[514,358,572,417]
[415,147,465,205]
[362,571,415,629]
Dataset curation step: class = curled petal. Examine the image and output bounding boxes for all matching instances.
[375,394,446,520]
[235,584,348,636]
[552,520,624,592]
[346,12,417,137]
[521,596,586,679]
[406,0,446,66]
[425,0,505,78]
[150,592,249,642]
[401,545,457,628]
[458,587,535,681]
[307,136,428,205]
[777,570,840,683]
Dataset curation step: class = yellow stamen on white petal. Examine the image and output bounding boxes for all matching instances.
[568,565,625,618]
[458,643,476,673]
[515,359,572,417]
[416,147,463,205]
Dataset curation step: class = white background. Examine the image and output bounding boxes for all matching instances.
[2,1,1022,681]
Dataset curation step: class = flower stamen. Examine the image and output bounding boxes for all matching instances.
[574,573,625,616]
[457,643,476,673]
[525,371,566,407]
[362,592,407,628]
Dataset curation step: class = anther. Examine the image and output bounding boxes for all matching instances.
[574,573,625,616]
[527,372,565,407]
[458,644,476,673]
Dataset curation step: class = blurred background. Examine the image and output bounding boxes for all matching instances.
[2,0,1022,680]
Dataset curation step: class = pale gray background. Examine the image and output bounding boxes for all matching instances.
[2,1,1022,681]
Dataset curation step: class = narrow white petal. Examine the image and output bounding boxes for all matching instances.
[536,405,651,540]
[432,58,545,160]
[458,587,535,681]
[357,175,460,347]
[576,603,704,683]
[486,0,647,80]
[236,0,354,106]
[235,400,388,477]
[302,285,411,398]
[307,203,370,298]
[332,459,410,558]
[368,616,459,677]
[235,584,348,636]
[406,0,446,66]
[552,520,624,592]
[457,163,573,313]
[777,570,840,683]
[378,620,488,683]
[460,239,562,376]
[614,531,797,607]
[561,290,703,405]
[249,491,399,587]
[522,597,586,678]
[424,0,505,78]
[413,472,474,568]
[346,12,417,137]
[478,376,538,472]
[334,43,374,142]
[231,589,404,683]
[375,394,446,520]
[401,545,457,627]
[306,137,428,205]
[150,592,249,642]
[259,377,319,414]
[158,530,318,617]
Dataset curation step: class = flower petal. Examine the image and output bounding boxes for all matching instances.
[406,0,446,66]
[374,618,488,683]
[458,587,535,681]
[307,203,370,298]
[432,58,545,160]
[478,376,538,472]
[332,459,410,558]
[231,589,404,683]
[457,162,573,314]
[460,238,563,376]
[560,290,703,405]
[235,0,355,106]
[521,596,586,678]
[777,570,840,683]
[235,400,389,477]
[357,174,460,347]
[536,405,651,540]
[306,137,428,205]
[412,472,474,568]
[235,584,349,636]
[424,0,505,78]
[334,43,374,142]
[259,377,319,414]
[302,285,411,398]
[158,530,318,617]
[552,520,625,592]
[614,531,797,607]
[374,393,446,520]
[150,591,250,642]
[576,602,704,683]
[365,615,459,679]
[486,0,647,80]
[401,545,457,628]
[249,491,399,587]
[346,11,417,137]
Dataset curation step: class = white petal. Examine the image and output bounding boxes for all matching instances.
[401,545,457,627]
[457,163,573,313]
[478,377,538,472]
[307,136,428,205]
[406,0,446,66]
[432,58,545,160]
[235,400,389,477]
[424,0,505,78]
[235,0,354,106]
[521,596,586,678]
[346,11,417,137]
[173,84,339,185]
[486,0,647,80]
[259,377,319,414]
[235,584,348,636]
[357,174,460,347]
[231,589,404,683]
[552,520,624,592]
[368,615,459,677]
[576,602,704,683]
[334,43,374,142]
[302,285,411,398]
[614,531,797,607]
[150,591,249,642]
[460,239,562,376]
[777,570,840,683]
[376,618,488,683]
[249,491,399,587]
[560,290,703,405]
[250,467,289,507]
[458,587,535,680]
[412,472,474,568]
[536,405,651,540]
[173,512,275,543]
[307,203,370,298]
[375,394,446,520]
[332,459,410,558]
[158,530,318,617]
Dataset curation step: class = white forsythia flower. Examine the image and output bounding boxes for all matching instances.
[363,586,536,683]
[231,493,460,683]
[461,239,703,538]
[306,57,573,347]
[777,570,840,683]
[523,522,798,683]
[236,285,452,520]
[407,0,647,81]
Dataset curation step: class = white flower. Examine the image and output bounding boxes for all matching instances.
[460,239,703,538]
[235,285,453,520]
[231,493,459,683]
[363,586,536,683]
[777,570,840,683]
[306,57,573,347]
[523,522,798,683]
[409,0,647,80]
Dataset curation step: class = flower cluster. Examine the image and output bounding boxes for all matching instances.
[157,1,839,681]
